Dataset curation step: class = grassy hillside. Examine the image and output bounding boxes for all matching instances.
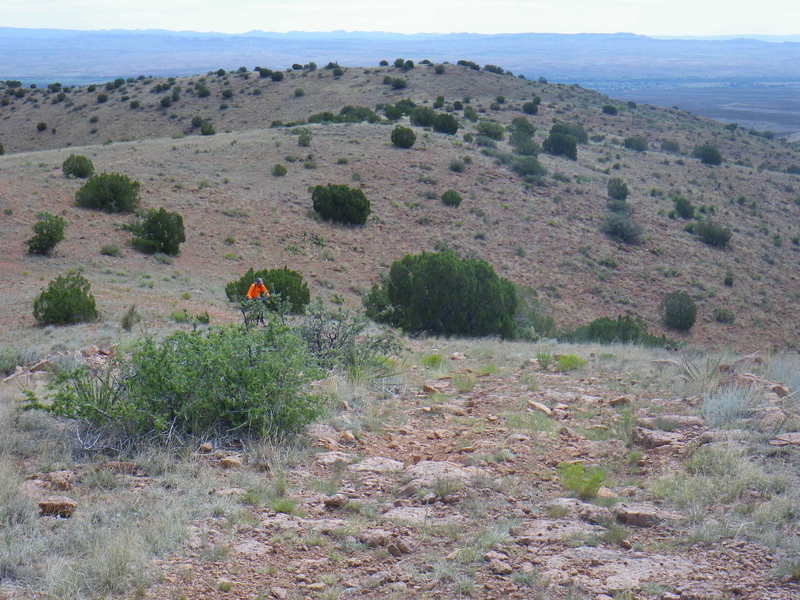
[1,62,800,353]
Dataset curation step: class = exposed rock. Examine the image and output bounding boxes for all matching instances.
[527,400,553,416]
[339,430,357,444]
[609,396,630,406]
[358,529,392,547]
[387,537,414,556]
[214,487,246,497]
[270,586,289,599]
[44,470,75,491]
[771,384,790,398]
[450,352,466,360]
[638,415,705,429]
[769,432,800,447]
[349,456,404,473]
[512,519,605,544]
[323,494,348,509]
[489,558,513,575]
[403,460,486,487]
[382,506,432,525]
[508,433,531,443]
[546,498,613,524]
[634,427,682,448]
[102,461,138,474]
[316,451,356,466]
[39,497,77,518]
[362,570,391,588]
[219,455,242,469]
[233,540,269,555]
[596,486,617,500]
[198,442,213,453]
[614,503,680,527]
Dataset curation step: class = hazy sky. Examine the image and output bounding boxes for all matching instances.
[2,0,798,36]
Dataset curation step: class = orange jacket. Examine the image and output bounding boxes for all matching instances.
[246,282,269,299]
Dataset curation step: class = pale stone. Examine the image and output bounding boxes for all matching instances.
[349,456,404,473]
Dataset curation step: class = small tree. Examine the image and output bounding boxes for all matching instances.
[272,164,287,176]
[602,213,642,244]
[312,184,370,225]
[27,212,66,255]
[693,143,723,165]
[477,120,504,141]
[225,267,310,313]
[75,173,140,213]
[672,195,695,219]
[62,154,94,178]
[607,178,629,201]
[130,208,185,255]
[33,271,98,325]
[694,220,731,248]
[410,107,436,127]
[602,105,618,115]
[391,126,416,148]
[543,133,577,160]
[624,136,648,152]
[662,290,697,331]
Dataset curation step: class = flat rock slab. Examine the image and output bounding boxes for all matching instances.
[349,456,404,473]
[263,514,347,534]
[614,503,681,527]
[382,506,462,526]
[542,547,694,592]
[38,497,77,518]
[233,540,270,555]
[546,497,613,524]
[316,451,357,466]
[634,427,682,448]
[512,519,605,544]
[402,460,486,487]
[638,415,705,429]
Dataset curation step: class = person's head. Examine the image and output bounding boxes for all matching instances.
[256,278,263,285]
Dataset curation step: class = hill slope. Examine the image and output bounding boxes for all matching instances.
[1,63,799,352]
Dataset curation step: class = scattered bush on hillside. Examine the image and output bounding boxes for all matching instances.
[672,195,695,219]
[512,156,547,179]
[36,122,47,132]
[75,173,140,213]
[624,136,648,152]
[457,60,480,70]
[661,139,680,153]
[200,121,215,135]
[607,177,629,201]
[225,267,310,313]
[298,130,312,147]
[662,290,697,331]
[0,142,4,155]
[312,184,370,225]
[543,132,577,160]
[602,213,642,244]
[476,120,504,141]
[26,212,67,256]
[24,320,323,439]
[693,143,723,165]
[551,122,588,144]
[522,97,541,115]
[332,67,344,78]
[484,64,504,75]
[33,271,98,325]
[129,208,186,256]
[391,126,416,148]
[432,113,459,134]
[96,93,108,103]
[463,106,478,122]
[441,189,462,207]
[272,164,287,176]
[713,307,736,324]
[563,315,673,348]
[602,105,618,115]
[271,71,285,82]
[694,220,732,248]
[410,106,436,127]
[434,64,445,74]
[309,106,380,124]
[62,154,95,178]
[364,250,517,338]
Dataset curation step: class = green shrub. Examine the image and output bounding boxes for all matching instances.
[272,164,287,176]
[564,315,672,348]
[713,307,735,324]
[661,140,680,153]
[602,105,618,115]
[662,290,697,331]
[434,64,445,74]
[602,213,642,244]
[62,154,95,178]
[36,122,47,132]
[391,126,416,148]
[432,113,459,135]
[26,321,322,438]
[75,173,140,213]
[543,132,577,160]
[607,178,629,201]
[556,354,587,372]
[130,208,185,255]
[312,184,370,225]
[724,272,734,287]
[33,271,98,325]
[298,131,312,147]
[522,101,539,115]
[200,121,215,135]
[476,120,504,141]
[693,143,723,165]
[363,250,517,338]
[100,244,121,257]
[550,122,587,144]
[463,106,478,122]
[672,195,695,219]
[27,212,66,255]
[225,267,310,313]
[694,220,732,248]
[557,462,605,500]
[294,88,305,97]
[410,106,436,127]
[512,156,547,178]
[441,189,462,207]
[0,142,4,155]
[624,136,648,152]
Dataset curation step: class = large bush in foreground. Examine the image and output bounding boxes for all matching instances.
[662,290,697,332]
[33,271,98,325]
[76,173,140,213]
[364,250,517,338]
[312,184,370,225]
[27,212,66,255]
[26,321,323,439]
[225,267,310,313]
[62,154,95,178]
[130,208,185,255]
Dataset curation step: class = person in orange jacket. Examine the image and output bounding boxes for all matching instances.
[246,277,270,300]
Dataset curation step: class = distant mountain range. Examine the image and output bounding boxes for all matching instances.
[2,28,799,133]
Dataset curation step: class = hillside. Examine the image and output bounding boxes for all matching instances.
[1,62,800,353]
